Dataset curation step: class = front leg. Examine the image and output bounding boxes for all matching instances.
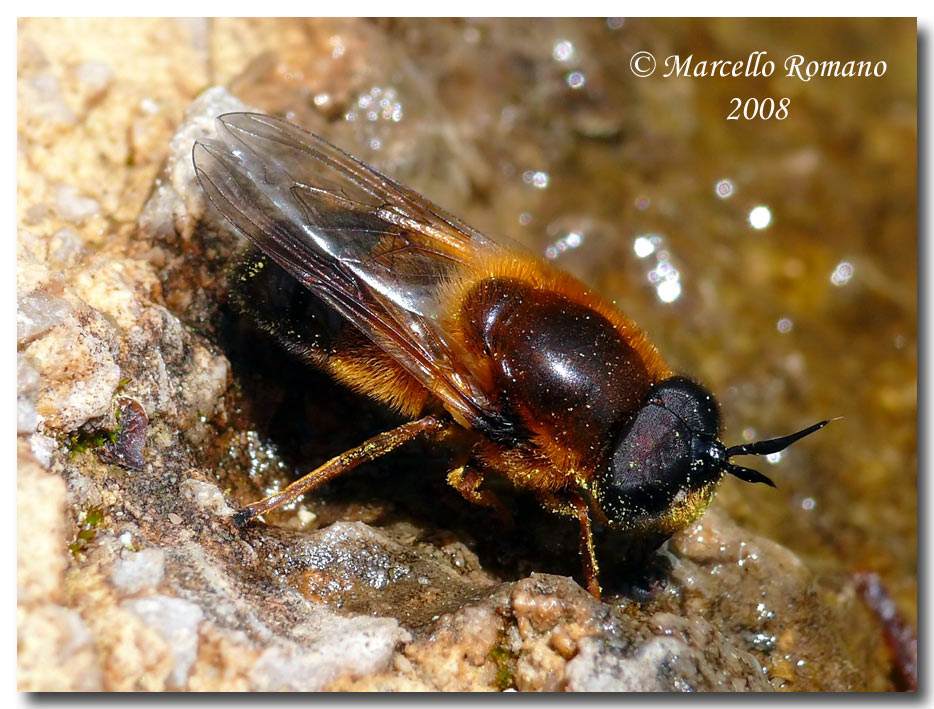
[447,459,513,527]
[537,491,602,600]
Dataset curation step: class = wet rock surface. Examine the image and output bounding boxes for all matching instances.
[17,19,914,691]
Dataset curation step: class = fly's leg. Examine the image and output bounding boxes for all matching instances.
[447,460,513,527]
[233,414,449,527]
[569,494,601,600]
[538,491,602,600]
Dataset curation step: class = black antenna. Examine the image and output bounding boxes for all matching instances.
[725,419,832,457]
[727,464,777,487]
[723,418,836,486]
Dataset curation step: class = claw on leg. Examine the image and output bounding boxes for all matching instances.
[447,462,513,527]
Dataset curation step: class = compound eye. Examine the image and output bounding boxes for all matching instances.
[598,403,694,522]
[652,377,720,437]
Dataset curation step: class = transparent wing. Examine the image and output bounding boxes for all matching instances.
[191,112,503,427]
[200,112,501,316]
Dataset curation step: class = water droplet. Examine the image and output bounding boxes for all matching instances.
[633,234,661,258]
[544,231,584,260]
[715,179,734,198]
[748,205,772,229]
[523,170,550,189]
[830,261,854,286]
[552,39,575,62]
[657,279,682,303]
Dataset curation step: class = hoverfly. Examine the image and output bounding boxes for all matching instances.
[192,113,828,599]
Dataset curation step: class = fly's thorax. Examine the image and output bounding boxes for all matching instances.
[458,277,655,465]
